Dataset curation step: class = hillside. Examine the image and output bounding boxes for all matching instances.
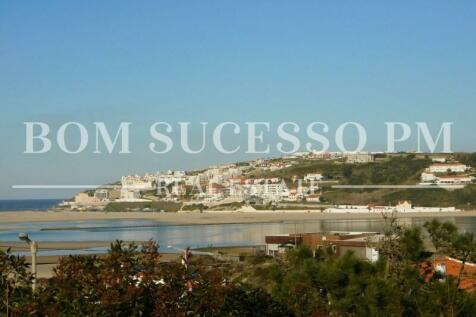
[249,154,476,209]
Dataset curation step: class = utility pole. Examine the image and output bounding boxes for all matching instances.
[18,233,37,292]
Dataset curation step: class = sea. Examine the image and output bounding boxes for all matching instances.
[0,199,63,212]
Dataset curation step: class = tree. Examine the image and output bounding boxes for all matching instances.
[36,240,289,316]
[0,248,35,316]
[424,220,476,317]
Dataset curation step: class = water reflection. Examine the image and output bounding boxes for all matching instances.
[1,216,475,255]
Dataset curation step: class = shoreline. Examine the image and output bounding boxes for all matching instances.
[1,210,476,225]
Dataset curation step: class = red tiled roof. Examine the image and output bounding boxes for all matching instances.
[421,257,476,292]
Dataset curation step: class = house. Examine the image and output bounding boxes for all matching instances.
[427,163,468,173]
[157,171,186,185]
[286,191,303,201]
[421,257,476,292]
[93,188,120,202]
[306,194,321,202]
[304,173,324,182]
[436,175,474,185]
[74,192,102,206]
[185,175,200,186]
[171,183,186,196]
[119,188,142,201]
[244,181,288,202]
[421,172,436,182]
[395,200,412,212]
[265,232,380,262]
[121,175,156,190]
[94,189,109,200]
[229,177,245,185]
[432,156,447,163]
[265,234,303,256]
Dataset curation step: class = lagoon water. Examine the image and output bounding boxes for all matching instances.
[1,216,476,256]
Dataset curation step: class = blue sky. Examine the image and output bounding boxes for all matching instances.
[1,1,475,199]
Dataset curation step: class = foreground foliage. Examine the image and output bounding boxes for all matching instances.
[241,218,476,317]
[1,241,289,316]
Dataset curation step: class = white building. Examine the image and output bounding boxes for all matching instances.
[427,163,468,173]
[286,192,303,201]
[157,171,186,185]
[121,175,155,190]
[207,183,224,195]
[344,152,375,164]
[229,184,246,199]
[304,173,324,182]
[185,175,200,186]
[324,201,458,213]
[436,175,474,185]
[94,189,109,200]
[305,194,321,202]
[244,181,289,202]
[171,183,186,196]
[421,172,436,182]
[119,189,143,202]
[395,200,413,212]
[74,192,102,206]
[432,157,447,163]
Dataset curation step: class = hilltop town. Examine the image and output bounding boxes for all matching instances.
[61,152,476,213]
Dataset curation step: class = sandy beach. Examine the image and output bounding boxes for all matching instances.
[1,210,476,225]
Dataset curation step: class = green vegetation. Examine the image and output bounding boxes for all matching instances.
[252,155,428,186]
[382,185,476,208]
[455,153,476,168]
[250,159,345,182]
[1,241,290,316]
[0,248,35,316]
[343,156,430,185]
[207,201,245,211]
[321,185,476,208]
[181,203,208,212]
[251,155,476,208]
[104,201,182,212]
[240,219,476,316]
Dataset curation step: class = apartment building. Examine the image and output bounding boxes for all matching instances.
[344,152,375,164]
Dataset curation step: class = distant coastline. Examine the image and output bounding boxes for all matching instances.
[0,199,63,212]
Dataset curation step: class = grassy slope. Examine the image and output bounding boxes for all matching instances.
[250,156,476,208]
